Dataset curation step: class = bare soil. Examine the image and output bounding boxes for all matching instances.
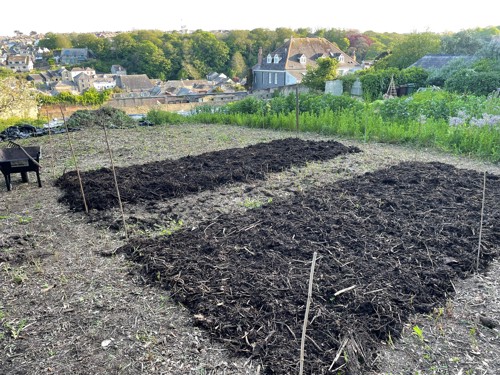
[1,123,499,375]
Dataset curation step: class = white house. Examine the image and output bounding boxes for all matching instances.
[6,54,33,72]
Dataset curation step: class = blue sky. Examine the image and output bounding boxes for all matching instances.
[1,0,498,36]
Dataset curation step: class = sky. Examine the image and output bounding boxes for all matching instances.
[1,0,499,37]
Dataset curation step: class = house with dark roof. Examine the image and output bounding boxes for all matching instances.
[116,74,154,93]
[252,37,360,90]
[410,54,476,70]
[60,48,89,65]
[74,72,93,92]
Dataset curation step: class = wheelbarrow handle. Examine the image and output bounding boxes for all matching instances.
[8,141,42,169]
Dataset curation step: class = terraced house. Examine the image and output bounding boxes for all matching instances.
[6,54,33,72]
[252,37,360,90]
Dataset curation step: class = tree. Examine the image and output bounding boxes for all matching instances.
[71,33,109,56]
[321,28,350,52]
[38,32,72,50]
[188,31,230,76]
[275,28,297,44]
[347,33,373,61]
[476,37,500,61]
[0,67,14,79]
[302,57,339,91]
[375,32,441,69]
[111,33,136,59]
[440,30,484,55]
[228,51,247,79]
[0,77,38,119]
[125,40,171,80]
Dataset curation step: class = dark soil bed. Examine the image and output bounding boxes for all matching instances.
[117,161,500,374]
[55,138,360,211]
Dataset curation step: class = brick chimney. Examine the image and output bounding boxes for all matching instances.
[258,47,263,65]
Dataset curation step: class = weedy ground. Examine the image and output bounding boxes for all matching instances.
[1,123,499,374]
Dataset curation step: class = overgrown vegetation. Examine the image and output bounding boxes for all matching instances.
[37,88,113,106]
[147,91,500,162]
[65,106,136,129]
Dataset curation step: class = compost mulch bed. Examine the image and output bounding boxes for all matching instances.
[117,161,500,375]
[55,137,360,211]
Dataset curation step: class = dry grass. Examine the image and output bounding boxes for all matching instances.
[1,123,499,374]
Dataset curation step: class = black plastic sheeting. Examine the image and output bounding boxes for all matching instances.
[0,120,154,142]
[0,124,80,142]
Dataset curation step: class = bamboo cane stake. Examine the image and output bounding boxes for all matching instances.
[295,84,300,134]
[476,171,486,271]
[102,121,128,239]
[59,105,88,214]
[45,109,56,179]
[299,251,317,375]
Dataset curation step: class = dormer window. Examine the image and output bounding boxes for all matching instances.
[266,54,272,63]
[273,54,280,63]
[338,54,345,63]
[299,54,307,64]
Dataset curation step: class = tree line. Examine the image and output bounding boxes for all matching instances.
[37,26,500,82]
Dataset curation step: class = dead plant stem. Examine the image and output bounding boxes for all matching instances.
[102,123,128,239]
[299,251,317,375]
[59,105,88,214]
[476,171,486,271]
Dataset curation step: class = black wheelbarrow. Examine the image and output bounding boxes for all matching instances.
[0,145,42,191]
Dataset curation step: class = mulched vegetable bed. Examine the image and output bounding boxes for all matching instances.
[117,161,500,374]
[55,137,360,211]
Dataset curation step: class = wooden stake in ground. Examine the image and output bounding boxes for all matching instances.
[299,251,317,375]
[59,105,89,214]
[102,122,128,239]
[476,171,487,271]
[295,84,300,134]
[45,109,56,179]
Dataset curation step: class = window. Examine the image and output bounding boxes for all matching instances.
[266,54,272,63]
[273,54,280,63]
[274,73,278,85]
[338,54,345,63]
[268,73,272,84]
[299,55,306,64]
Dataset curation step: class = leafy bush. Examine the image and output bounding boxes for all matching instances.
[372,90,493,122]
[146,109,185,124]
[66,106,136,129]
[37,89,112,106]
[426,58,474,87]
[350,67,428,102]
[445,69,500,96]
[226,96,265,114]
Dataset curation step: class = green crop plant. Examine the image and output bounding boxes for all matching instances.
[153,219,184,237]
[4,319,28,339]
[17,215,32,225]
[242,197,272,209]
[412,325,424,342]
